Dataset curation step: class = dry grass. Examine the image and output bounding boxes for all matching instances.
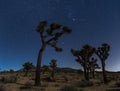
[0,71,119,91]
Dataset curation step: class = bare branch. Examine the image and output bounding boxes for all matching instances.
[46,37,55,44]
[40,32,45,45]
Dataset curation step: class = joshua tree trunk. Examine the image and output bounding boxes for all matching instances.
[92,70,95,78]
[86,68,90,80]
[35,44,46,86]
[24,71,28,77]
[89,68,92,78]
[101,60,107,84]
[83,67,87,80]
[83,63,89,81]
[51,69,55,81]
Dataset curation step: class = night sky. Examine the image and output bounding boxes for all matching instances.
[0,0,120,71]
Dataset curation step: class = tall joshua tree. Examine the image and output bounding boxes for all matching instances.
[35,20,71,86]
[49,59,57,80]
[71,44,95,81]
[96,43,110,84]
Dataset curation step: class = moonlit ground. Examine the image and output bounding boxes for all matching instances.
[0,0,120,71]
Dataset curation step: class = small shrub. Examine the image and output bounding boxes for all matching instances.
[1,76,17,83]
[59,85,79,91]
[106,88,120,91]
[43,77,51,81]
[76,80,93,87]
[24,82,32,88]
[20,82,32,89]
[9,69,14,73]
[94,81,101,86]
[115,81,120,87]
[54,84,60,87]
[106,77,111,83]
[41,83,48,88]
[63,76,68,82]
[0,84,5,91]
[106,75,116,83]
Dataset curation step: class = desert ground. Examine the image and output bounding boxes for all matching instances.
[0,70,120,91]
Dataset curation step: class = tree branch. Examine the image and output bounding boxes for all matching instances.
[40,33,45,44]
[46,37,56,44]
[77,56,83,66]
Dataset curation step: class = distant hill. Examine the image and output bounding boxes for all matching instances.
[16,67,82,73]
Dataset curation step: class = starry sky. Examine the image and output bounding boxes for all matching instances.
[0,0,120,71]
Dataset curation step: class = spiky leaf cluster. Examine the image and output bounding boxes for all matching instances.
[89,58,100,70]
[50,59,57,69]
[71,45,95,65]
[36,20,72,52]
[71,49,83,65]
[50,23,62,30]
[96,43,110,61]
[81,45,95,60]
[71,49,80,56]
[36,21,47,33]
[62,26,72,33]
[23,62,34,71]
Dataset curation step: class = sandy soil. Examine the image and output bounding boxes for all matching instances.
[0,71,120,91]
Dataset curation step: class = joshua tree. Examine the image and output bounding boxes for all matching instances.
[9,69,14,73]
[35,20,71,86]
[95,43,110,84]
[89,58,100,78]
[49,59,57,80]
[71,44,95,81]
[22,62,34,76]
[42,65,50,74]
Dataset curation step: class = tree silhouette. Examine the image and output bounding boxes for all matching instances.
[9,69,14,73]
[95,43,110,84]
[71,44,95,80]
[22,62,34,76]
[35,20,71,86]
[89,58,100,78]
[42,65,50,74]
[49,59,57,81]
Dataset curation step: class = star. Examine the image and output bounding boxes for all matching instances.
[68,12,76,22]
[72,18,76,22]
[62,42,65,45]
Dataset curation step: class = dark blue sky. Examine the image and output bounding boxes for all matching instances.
[0,0,120,71]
